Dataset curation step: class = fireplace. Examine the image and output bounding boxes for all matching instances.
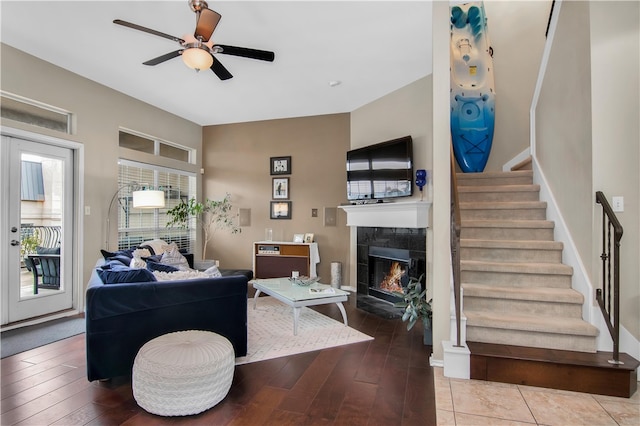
[368,246,411,303]
[356,227,426,318]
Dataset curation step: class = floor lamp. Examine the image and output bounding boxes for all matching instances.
[105,183,165,250]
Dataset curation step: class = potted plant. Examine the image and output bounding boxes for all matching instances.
[166,193,240,262]
[394,274,433,345]
[20,229,41,271]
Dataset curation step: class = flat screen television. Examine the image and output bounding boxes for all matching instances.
[347,135,413,201]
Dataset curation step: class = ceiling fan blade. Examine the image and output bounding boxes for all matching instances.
[211,57,233,80]
[114,19,185,44]
[143,50,183,66]
[214,45,275,62]
[194,8,222,42]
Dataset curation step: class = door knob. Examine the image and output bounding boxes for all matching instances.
[11,226,17,233]
[11,240,20,246]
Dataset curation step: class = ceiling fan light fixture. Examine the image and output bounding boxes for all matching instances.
[182,47,213,71]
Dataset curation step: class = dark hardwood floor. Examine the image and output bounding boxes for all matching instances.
[1,291,436,425]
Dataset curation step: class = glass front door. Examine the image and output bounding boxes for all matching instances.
[2,136,74,324]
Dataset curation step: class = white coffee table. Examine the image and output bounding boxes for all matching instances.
[252,278,349,335]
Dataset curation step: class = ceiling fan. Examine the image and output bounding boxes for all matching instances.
[113,0,275,80]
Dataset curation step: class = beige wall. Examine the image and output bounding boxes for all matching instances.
[536,1,639,341]
[1,44,202,291]
[536,1,593,269]
[481,1,550,171]
[589,1,640,340]
[202,114,351,281]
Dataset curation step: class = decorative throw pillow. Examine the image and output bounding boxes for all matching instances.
[203,265,222,278]
[106,255,132,267]
[97,267,157,284]
[141,254,163,263]
[146,261,180,273]
[129,248,152,269]
[160,246,190,271]
[100,247,136,260]
[140,239,169,256]
[100,260,130,271]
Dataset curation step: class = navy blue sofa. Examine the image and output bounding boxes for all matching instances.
[85,257,250,382]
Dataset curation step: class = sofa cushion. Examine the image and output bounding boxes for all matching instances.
[37,246,60,255]
[97,267,157,285]
[147,261,180,273]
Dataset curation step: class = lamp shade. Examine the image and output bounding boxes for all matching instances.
[132,190,165,209]
[182,47,213,70]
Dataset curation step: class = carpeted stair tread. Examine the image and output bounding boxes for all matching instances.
[461,260,573,275]
[463,283,584,303]
[460,201,547,210]
[456,171,533,186]
[458,184,540,194]
[464,311,599,337]
[461,239,563,250]
[462,219,555,229]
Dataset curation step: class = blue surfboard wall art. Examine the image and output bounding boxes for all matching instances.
[450,1,496,173]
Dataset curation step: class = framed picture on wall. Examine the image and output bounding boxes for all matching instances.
[270,201,291,219]
[272,178,289,199]
[270,156,291,175]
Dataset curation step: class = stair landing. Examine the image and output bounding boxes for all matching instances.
[469,341,639,398]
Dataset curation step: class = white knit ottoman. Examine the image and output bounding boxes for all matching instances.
[132,330,235,416]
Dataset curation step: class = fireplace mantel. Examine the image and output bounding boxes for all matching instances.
[339,200,431,228]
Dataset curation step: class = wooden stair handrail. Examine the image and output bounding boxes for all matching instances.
[450,143,463,348]
[595,191,624,364]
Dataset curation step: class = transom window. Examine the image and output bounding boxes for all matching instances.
[1,91,72,134]
[119,130,193,163]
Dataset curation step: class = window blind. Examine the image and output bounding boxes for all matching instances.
[118,160,196,252]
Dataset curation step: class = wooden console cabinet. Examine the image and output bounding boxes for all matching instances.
[253,241,319,279]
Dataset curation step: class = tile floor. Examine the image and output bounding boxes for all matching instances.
[434,367,640,425]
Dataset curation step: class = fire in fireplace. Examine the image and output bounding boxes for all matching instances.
[379,261,406,294]
[368,246,411,303]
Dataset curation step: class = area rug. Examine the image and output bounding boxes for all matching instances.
[1,316,85,358]
[236,296,373,365]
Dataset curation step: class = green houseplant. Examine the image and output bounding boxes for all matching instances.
[166,193,240,261]
[20,229,41,271]
[394,274,433,344]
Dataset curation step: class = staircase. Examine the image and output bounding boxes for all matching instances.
[457,170,598,352]
[456,169,639,398]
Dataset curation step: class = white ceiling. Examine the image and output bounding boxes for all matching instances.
[1,1,433,126]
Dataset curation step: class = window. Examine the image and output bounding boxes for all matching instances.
[21,161,45,201]
[117,160,196,252]
[1,92,72,134]
[119,130,193,163]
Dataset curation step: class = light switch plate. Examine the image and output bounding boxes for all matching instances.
[612,196,624,212]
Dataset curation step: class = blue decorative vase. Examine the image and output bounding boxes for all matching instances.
[415,169,427,200]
